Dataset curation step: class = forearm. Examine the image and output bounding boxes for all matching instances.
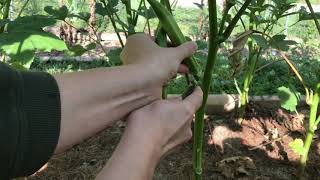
[54,64,161,153]
[95,127,161,180]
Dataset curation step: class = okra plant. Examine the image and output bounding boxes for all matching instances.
[147,0,253,179]
[235,0,302,123]
[284,0,320,178]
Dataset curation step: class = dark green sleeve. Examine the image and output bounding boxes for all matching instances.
[0,62,61,179]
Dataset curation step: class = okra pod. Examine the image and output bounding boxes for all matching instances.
[147,0,201,83]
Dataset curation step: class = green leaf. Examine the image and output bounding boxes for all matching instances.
[107,48,122,65]
[195,40,207,50]
[44,6,69,20]
[9,62,29,71]
[7,15,57,32]
[0,31,67,65]
[277,86,300,112]
[299,6,320,21]
[95,3,108,16]
[269,34,297,51]
[252,34,268,49]
[68,43,96,56]
[289,139,306,156]
[69,12,91,22]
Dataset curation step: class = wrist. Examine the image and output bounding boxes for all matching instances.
[124,123,163,161]
[128,63,167,86]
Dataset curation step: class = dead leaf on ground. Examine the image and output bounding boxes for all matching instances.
[216,156,256,179]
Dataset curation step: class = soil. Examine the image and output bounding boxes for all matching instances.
[28,102,320,180]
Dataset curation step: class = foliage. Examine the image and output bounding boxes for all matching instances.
[277,86,300,112]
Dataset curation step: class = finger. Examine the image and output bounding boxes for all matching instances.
[182,87,203,111]
[178,64,189,74]
[168,96,182,102]
[170,41,197,63]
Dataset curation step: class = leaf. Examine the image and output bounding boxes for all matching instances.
[269,34,297,51]
[134,7,157,19]
[44,6,69,20]
[289,139,306,156]
[252,34,268,49]
[69,12,91,22]
[108,0,119,8]
[6,15,57,32]
[107,48,122,65]
[0,31,67,65]
[9,62,29,71]
[299,6,320,21]
[95,3,108,16]
[277,86,300,112]
[195,40,207,50]
[68,43,96,56]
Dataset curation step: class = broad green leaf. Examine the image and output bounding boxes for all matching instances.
[95,3,108,16]
[44,6,69,20]
[69,12,91,22]
[0,31,67,65]
[269,34,297,51]
[107,48,122,65]
[299,6,320,21]
[9,62,29,71]
[7,15,57,32]
[277,86,300,112]
[289,139,306,156]
[68,43,96,56]
[252,34,268,49]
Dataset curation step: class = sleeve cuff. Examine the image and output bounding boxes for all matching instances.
[13,71,61,177]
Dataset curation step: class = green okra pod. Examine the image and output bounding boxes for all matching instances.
[147,0,201,83]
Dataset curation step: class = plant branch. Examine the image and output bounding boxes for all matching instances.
[17,0,30,18]
[193,0,218,179]
[305,0,320,34]
[0,0,11,32]
[222,0,252,42]
[100,0,124,47]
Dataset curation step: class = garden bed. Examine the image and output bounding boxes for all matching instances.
[28,101,320,180]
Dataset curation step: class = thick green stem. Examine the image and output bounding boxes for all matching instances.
[156,0,171,99]
[122,0,134,34]
[305,0,320,34]
[239,13,255,121]
[193,0,218,179]
[298,82,320,179]
[0,0,11,32]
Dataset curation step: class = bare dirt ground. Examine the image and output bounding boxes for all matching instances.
[27,102,320,180]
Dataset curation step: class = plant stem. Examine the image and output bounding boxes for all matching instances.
[305,0,320,34]
[222,0,252,42]
[100,0,124,48]
[0,0,11,32]
[298,82,320,179]
[239,12,255,122]
[193,0,218,179]
[17,0,30,18]
[156,0,171,99]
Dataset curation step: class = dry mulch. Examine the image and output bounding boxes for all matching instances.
[27,103,320,180]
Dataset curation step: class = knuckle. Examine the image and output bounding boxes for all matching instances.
[184,103,196,117]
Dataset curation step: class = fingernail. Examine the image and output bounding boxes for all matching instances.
[188,41,198,51]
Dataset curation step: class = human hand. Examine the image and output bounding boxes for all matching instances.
[120,33,197,84]
[125,87,203,158]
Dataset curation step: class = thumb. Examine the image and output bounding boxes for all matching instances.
[182,87,203,112]
[171,41,197,63]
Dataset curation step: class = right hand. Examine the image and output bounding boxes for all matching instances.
[125,87,203,157]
